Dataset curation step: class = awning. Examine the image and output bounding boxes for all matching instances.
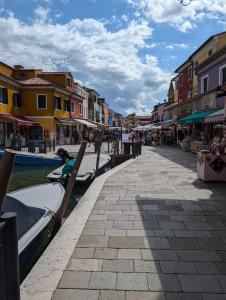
[74,119,97,128]
[56,118,77,125]
[0,114,39,126]
[204,109,224,123]
[178,109,221,125]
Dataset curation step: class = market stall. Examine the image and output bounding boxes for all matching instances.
[178,108,221,153]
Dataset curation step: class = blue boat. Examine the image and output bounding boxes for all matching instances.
[0,149,62,166]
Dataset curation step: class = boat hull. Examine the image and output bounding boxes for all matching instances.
[0,150,62,166]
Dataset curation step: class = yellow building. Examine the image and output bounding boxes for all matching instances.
[0,61,77,146]
[191,32,226,96]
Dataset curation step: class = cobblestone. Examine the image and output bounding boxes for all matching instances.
[53,146,226,299]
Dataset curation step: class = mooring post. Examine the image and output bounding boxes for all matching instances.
[96,141,102,176]
[0,222,6,300]
[0,149,16,213]
[0,213,20,300]
[56,141,87,222]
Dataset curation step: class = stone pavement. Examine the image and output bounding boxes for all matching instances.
[52,146,226,300]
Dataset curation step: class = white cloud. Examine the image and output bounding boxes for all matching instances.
[34,6,50,22]
[0,15,171,114]
[128,0,226,32]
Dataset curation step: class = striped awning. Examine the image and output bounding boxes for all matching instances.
[204,109,224,123]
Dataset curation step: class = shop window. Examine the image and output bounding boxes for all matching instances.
[201,76,208,93]
[71,101,75,113]
[188,66,192,80]
[54,96,61,110]
[65,99,70,112]
[219,65,226,85]
[37,94,47,109]
[13,93,22,107]
[0,87,8,104]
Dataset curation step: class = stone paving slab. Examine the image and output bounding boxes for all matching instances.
[53,146,226,299]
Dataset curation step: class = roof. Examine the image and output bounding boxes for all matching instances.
[175,31,226,73]
[178,108,220,125]
[18,77,54,86]
[42,71,73,77]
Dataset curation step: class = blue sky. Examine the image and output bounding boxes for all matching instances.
[0,0,226,115]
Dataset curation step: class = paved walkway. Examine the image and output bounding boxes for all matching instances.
[52,146,226,300]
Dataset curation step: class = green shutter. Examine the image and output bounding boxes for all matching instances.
[17,94,22,107]
[3,88,8,104]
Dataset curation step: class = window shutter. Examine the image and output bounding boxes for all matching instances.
[13,92,17,106]
[17,94,22,107]
[222,68,226,84]
[3,88,8,104]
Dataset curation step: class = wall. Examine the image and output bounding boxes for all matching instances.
[178,64,192,102]
[197,55,226,94]
[0,79,22,115]
[0,62,14,78]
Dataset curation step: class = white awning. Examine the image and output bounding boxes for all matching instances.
[74,119,97,128]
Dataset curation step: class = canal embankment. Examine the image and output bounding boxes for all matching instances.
[22,146,226,300]
[20,157,134,300]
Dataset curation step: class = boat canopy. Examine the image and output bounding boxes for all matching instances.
[3,196,45,240]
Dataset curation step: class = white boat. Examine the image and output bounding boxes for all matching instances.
[47,153,111,183]
[3,183,65,263]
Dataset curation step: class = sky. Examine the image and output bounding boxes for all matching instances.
[0,0,226,115]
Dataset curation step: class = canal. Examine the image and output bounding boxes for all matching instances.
[9,165,91,281]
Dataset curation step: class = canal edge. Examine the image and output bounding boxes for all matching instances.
[20,157,136,300]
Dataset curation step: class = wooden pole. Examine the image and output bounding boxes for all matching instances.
[96,141,102,176]
[0,149,16,214]
[56,141,87,222]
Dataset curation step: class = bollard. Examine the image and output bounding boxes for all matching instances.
[96,141,102,176]
[0,213,20,300]
[0,150,16,213]
[0,222,6,300]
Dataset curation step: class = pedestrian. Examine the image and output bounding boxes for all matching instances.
[122,130,132,154]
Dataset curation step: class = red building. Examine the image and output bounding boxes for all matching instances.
[175,60,193,103]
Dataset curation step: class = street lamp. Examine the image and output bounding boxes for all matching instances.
[178,0,192,6]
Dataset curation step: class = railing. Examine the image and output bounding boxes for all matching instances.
[100,137,142,158]
[4,139,56,154]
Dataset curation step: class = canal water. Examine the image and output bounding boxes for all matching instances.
[9,165,92,281]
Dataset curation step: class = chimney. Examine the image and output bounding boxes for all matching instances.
[14,65,24,70]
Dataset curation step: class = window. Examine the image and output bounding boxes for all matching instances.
[71,101,75,113]
[54,96,61,110]
[37,95,47,109]
[65,99,70,112]
[179,74,183,86]
[0,87,8,104]
[208,49,213,57]
[201,75,208,93]
[195,61,198,67]
[188,66,192,80]
[219,64,226,85]
[79,103,82,115]
[13,92,21,107]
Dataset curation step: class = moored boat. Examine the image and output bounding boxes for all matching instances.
[0,149,62,166]
[3,183,65,279]
[47,153,111,183]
